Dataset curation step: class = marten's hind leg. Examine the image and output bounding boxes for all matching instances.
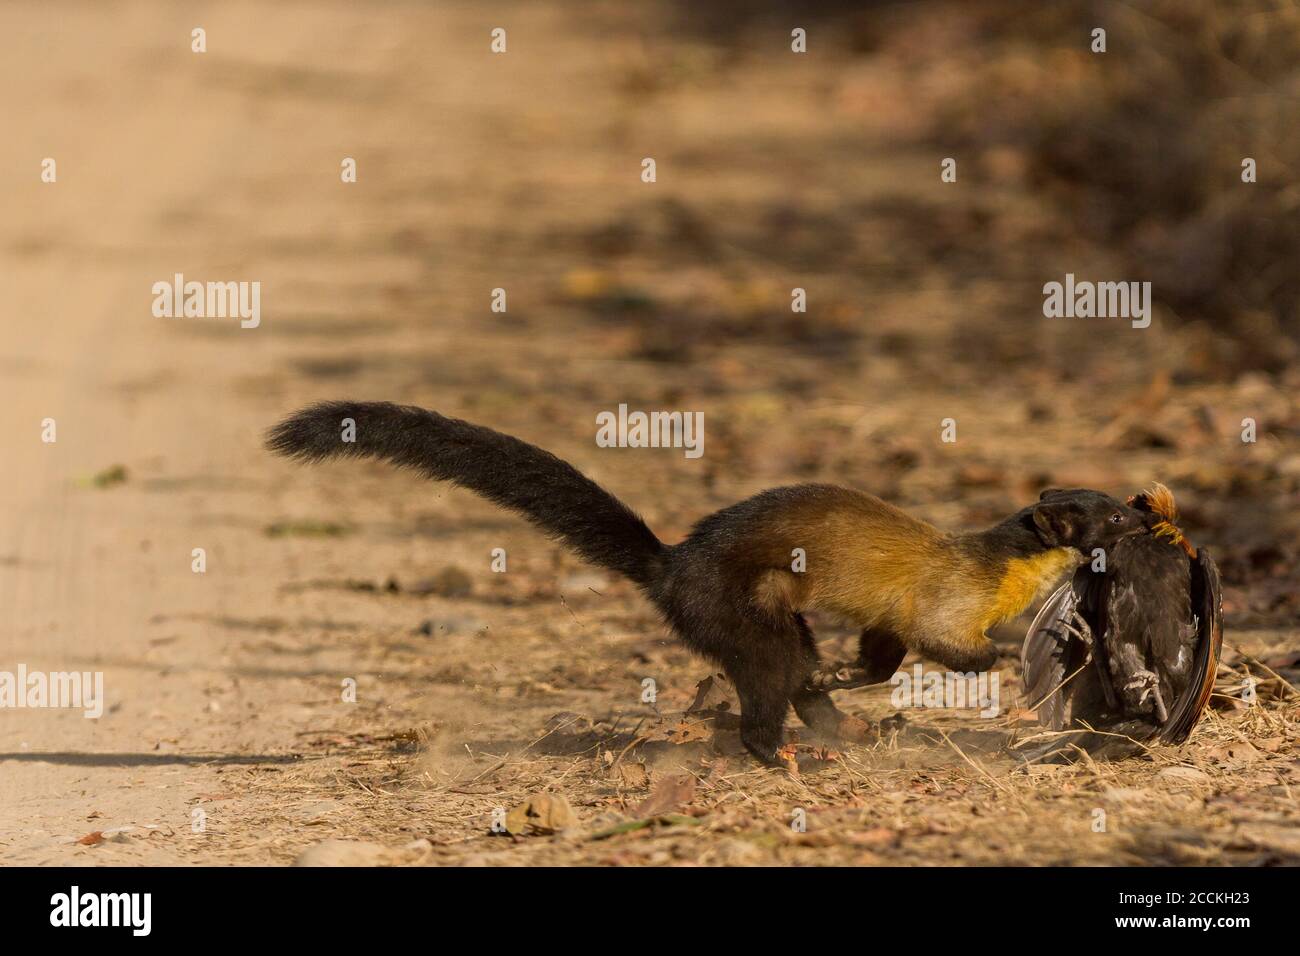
[710,611,872,762]
[673,603,802,766]
[788,615,873,743]
[806,625,908,691]
[724,631,798,766]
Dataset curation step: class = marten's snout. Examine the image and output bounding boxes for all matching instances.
[1099,502,1147,540]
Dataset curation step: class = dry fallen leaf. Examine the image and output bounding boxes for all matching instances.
[504,793,576,835]
[614,762,650,789]
[648,719,713,746]
[1204,741,1262,766]
[633,774,696,818]
[686,674,738,722]
[1158,766,1212,787]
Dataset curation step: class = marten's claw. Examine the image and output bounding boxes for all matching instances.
[806,662,873,691]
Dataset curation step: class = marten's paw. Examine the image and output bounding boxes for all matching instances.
[742,726,792,768]
[805,661,873,691]
[744,741,800,775]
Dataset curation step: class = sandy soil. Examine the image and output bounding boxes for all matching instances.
[1,0,1297,866]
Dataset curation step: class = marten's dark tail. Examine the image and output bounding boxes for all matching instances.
[266,401,667,587]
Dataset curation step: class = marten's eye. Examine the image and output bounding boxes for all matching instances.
[1109,513,1124,524]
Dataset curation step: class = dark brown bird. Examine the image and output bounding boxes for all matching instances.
[1019,483,1222,761]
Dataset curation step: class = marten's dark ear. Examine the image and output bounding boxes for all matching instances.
[1032,502,1077,546]
[1039,488,1064,501]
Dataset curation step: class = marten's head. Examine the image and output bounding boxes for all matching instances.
[1032,488,1147,553]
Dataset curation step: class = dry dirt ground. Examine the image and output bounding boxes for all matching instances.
[1,1,1297,866]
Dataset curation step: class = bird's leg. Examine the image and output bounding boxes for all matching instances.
[1153,687,1169,724]
[1063,610,1093,648]
[1124,670,1168,723]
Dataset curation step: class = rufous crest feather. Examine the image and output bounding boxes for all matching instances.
[1128,482,1197,558]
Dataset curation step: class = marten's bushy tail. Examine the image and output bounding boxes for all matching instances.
[266,401,667,587]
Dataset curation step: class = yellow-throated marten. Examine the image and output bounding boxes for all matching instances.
[267,401,1149,766]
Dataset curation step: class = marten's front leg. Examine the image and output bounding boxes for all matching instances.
[788,615,873,743]
[806,626,908,691]
[919,628,1001,674]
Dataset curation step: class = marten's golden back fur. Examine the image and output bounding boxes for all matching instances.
[745,488,1077,656]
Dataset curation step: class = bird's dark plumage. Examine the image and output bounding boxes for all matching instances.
[1019,484,1222,761]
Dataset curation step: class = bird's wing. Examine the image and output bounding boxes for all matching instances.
[1102,538,1194,725]
[1131,542,1193,664]
[1021,582,1076,730]
[1160,547,1224,743]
